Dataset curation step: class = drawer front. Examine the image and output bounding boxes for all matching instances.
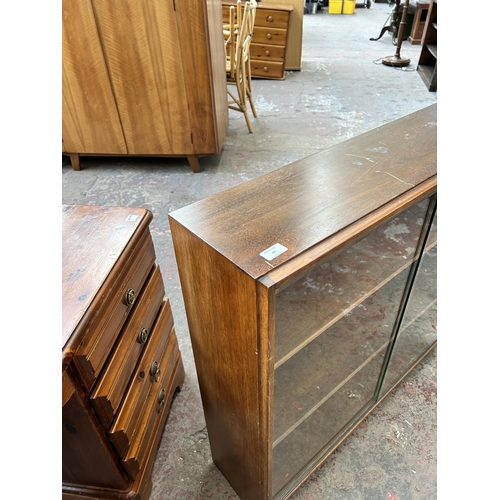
[250,59,285,79]
[73,230,156,393]
[222,5,231,24]
[252,26,288,46]
[89,265,165,429]
[255,8,290,29]
[108,299,174,460]
[250,43,285,63]
[122,321,183,479]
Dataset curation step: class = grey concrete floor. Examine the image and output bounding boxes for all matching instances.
[62,4,437,499]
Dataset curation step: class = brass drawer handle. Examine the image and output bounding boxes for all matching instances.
[158,388,165,409]
[266,33,272,39]
[138,327,149,344]
[263,66,269,72]
[266,15,273,22]
[150,360,159,377]
[125,288,136,306]
[265,50,270,56]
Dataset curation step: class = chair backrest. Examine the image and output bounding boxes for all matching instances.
[236,0,243,29]
[234,0,256,68]
[224,5,237,79]
[248,0,257,31]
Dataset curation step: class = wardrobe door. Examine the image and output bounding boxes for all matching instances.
[91,0,196,156]
[62,0,127,155]
[174,0,228,153]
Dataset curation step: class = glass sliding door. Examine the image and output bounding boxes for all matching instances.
[379,201,437,397]
[271,197,433,498]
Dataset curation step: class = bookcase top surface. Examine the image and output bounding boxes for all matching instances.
[169,104,437,279]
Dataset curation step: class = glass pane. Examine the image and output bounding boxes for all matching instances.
[380,209,437,395]
[273,350,386,496]
[272,198,431,498]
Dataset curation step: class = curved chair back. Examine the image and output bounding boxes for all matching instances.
[226,0,258,132]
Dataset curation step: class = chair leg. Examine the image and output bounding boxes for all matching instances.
[242,106,253,133]
[245,61,257,118]
[239,64,253,133]
[237,85,253,133]
[227,73,253,132]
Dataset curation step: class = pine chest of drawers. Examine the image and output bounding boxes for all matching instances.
[223,2,293,80]
[62,205,185,499]
[251,3,293,80]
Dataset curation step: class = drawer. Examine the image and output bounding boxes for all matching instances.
[122,320,182,479]
[222,5,232,24]
[250,59,285,79]
[89,264,165,429]
[255,8,290,29]
[73,229,156,393]
[250,43,285,63]
[252,26,288,46]
[108,299,175,461]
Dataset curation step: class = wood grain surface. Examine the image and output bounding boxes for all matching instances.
[62,205,152,358]
[169,104,437,280]
[170,217,268,499]
[63,0,228,163]
[168,105,437,500]
[91,0,195,155]
[62,0,127,154]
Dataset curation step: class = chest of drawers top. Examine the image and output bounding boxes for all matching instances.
[62,204,154,367]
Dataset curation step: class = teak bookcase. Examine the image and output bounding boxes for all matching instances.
[169,104,437,500]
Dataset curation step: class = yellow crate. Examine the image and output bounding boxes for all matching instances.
[329,0,356,14]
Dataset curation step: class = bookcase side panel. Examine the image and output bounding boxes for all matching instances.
[170,217,267,500]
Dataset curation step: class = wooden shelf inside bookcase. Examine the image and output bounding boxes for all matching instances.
[272,237,437,446]
[274,201,437,369]
[426,43,437,58]
[271,348,388,496]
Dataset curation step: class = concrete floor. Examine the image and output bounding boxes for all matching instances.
[62,4,437,499]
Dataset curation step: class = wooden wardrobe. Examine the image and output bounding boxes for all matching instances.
[62,0,228,172]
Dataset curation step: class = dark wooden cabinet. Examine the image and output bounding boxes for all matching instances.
[417,0,437,91]
[408,1,430,45]
[62,205,185,499]
[169,104,437,500]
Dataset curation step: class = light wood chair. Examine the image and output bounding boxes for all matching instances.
[223,0,243,36]
[224,6,237,81]
[226,0,257,133]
